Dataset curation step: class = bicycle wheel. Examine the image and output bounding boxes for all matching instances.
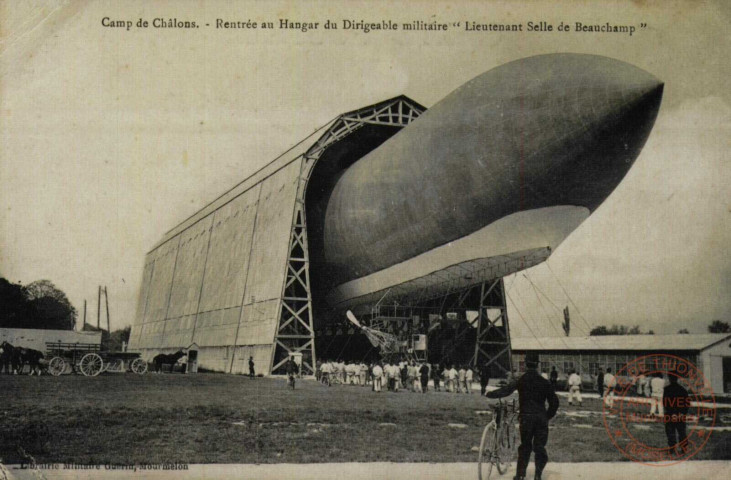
[496,419,517,474]
[478,422,497,480]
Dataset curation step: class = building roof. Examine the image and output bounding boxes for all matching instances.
[511,333,731,352]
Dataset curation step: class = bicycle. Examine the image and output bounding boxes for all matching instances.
[478,398,518,480]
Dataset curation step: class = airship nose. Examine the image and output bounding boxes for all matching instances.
[510,56,664,212]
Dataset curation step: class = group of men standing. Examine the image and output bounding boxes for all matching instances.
[316,359,488,394]
[318,359,370,386]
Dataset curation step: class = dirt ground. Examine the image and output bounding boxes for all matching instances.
[1,374,730,465]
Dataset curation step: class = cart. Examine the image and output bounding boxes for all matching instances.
[45,342,148,376]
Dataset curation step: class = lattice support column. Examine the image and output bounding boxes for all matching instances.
[270,97,425,375]
[270,199,317,375]
[472,278,513,375]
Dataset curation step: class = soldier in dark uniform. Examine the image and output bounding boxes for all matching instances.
[596,368,605,397]
[479,361,491,396]
[249,356,255,378]
[419,362,430,393]
[487,352,559,480]
[663,373,690,455]
[549,366,558,390]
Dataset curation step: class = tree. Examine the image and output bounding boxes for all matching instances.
[26,297,76,330]
[0,278,29,328]
[24,280,77,330]
[0,278,76,330]
[678,328,690,334]
[708,320,731,333]
[590,325,609,336]
[590,324,651,336]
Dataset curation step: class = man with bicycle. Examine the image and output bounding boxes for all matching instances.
[486,352,558,480]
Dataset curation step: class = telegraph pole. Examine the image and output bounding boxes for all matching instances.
[104,286,111,332]
[97,286,101,329]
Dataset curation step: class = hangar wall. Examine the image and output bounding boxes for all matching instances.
[129,159,302,373]
[130,97,424,375]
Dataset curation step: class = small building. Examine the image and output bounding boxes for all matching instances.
[511,333,731,394]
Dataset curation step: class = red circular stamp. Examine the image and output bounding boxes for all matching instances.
[602,354,716,466]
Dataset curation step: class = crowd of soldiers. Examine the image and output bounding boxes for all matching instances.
[316,359,489,394]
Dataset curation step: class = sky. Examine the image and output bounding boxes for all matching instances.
[1,0,729,338]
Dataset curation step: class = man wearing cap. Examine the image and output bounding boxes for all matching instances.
[486,352,559,480]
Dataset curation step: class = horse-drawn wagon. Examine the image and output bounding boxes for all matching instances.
[45,342,148,376]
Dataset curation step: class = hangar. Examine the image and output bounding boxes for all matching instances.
[129,54,663,376]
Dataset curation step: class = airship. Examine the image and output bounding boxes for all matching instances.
[310,53,664,311]
[131,53,663,374]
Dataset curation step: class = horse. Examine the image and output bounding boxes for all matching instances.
[21,348,45,375]
[151,350,187,373]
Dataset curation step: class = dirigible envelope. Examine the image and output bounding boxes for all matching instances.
[319,54,663,309]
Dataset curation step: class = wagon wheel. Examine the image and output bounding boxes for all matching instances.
[130,357,148,375]
[79,353,104,377]
[48,356,66,376]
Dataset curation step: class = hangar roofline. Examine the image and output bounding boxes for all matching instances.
[147,95,425,253]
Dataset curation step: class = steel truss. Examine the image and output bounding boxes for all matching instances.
[473,278,513,374]
[270,97,425,375]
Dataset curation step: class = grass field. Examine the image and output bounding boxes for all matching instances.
[1,373,730,465]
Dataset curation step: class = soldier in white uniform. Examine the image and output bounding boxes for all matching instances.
[359,362,368,386]
[320,360,332,386]
[464,367,473,394]
[567,370,582,406]
[603,368,617,408]
[649,373,666,416]
[372,363,383,392]
[447,365,458,392]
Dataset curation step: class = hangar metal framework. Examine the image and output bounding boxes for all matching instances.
[273,97,425,374]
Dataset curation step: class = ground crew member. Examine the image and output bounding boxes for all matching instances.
[464,366,473,394]
[549,366,558,390]
[372,363,383,392]
[432,363,442,392]
[248,356,255,378]
[649,372,665,416]
[663,373,690,454]
[644,375,652,397]
[408,362,418,392]
[457,365,466,393]
[359,362,368,386]
[604,368,617,408]
[567,369,582,406]
[419,362,430,393]
[447,365,458,392]
[487,352,559,480]
[596,368,604,397]
[479,362,490,396]
[286,357,299,388]
[320,360,332,386]
[637,373,646,396]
